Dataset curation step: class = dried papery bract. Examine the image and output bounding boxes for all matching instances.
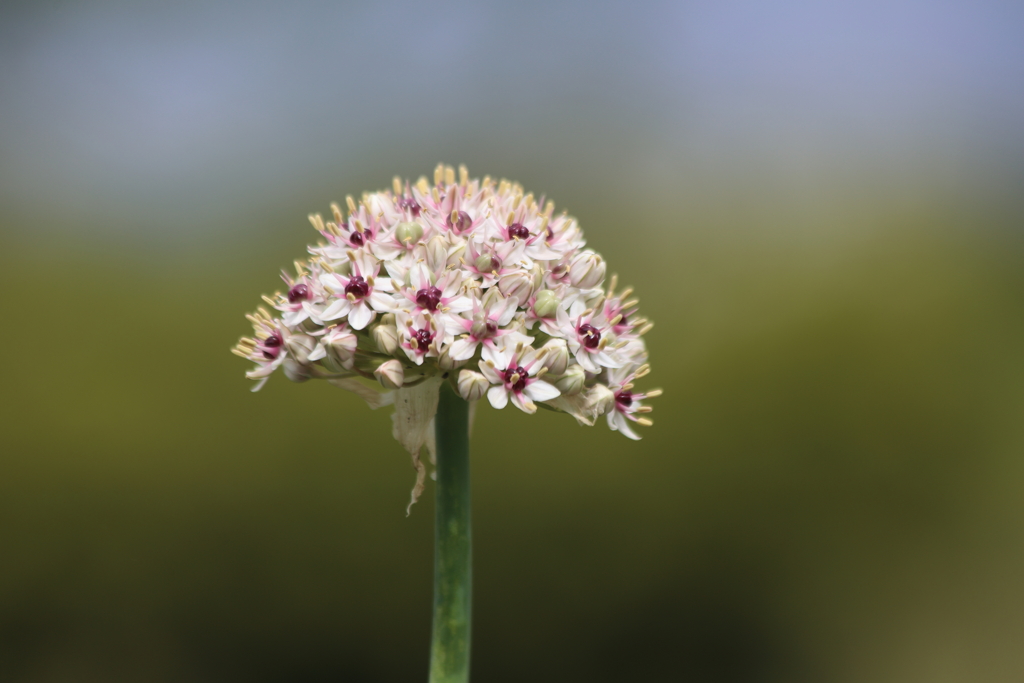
[233,165,659,508]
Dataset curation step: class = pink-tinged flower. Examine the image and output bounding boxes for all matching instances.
[306,323,358,370]
[268,262,321,327]
[479,341,560,414]
[317,252,394,330]
[556,300,623,374]
[464,236,526,288]
[395,262,473,321]
[541,214,585,260]
[483,205,562,261]
[308,202,385,262]
[449,291,525,361]
[604,366,661,440]
[429,181,482,236]
[396,310,446,365]
[232,310,292,392]
[370,215,432,263]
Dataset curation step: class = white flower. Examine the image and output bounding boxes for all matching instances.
[317,252,394,330]
[478,340,561,414]
[235,165,659,507]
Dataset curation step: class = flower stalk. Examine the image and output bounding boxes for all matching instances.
[429,382,472,683]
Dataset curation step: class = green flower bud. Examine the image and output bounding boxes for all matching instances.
[475,253,497,273]
[395,221,423,245]
[554,364,586,396]
[533,289,559,318]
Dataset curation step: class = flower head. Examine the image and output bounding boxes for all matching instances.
[234,165,659,508]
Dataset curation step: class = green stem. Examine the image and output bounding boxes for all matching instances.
[429,383,472,683]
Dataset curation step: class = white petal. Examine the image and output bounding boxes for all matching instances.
[348,302,374,330]
[306,344,327,361]
[497,300,519,326]
[282,309,308,327]
[481,342,508,368]
[478,360,503,384]
[369,291,396,312]
[608,411,640,440]
[487,385,509,409]
[450,338,478,361]
[593,351,625,369]
[444,296,474,314]
[411,262,432,290]
[510,391,537,414]
[320,298,350,321]
[524,379,560,402]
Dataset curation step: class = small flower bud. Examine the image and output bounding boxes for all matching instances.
[446,242,466,267]
[395,221,423,245]
[533,289,559,318]
[283,357,311,383]
[426,236,447,273]
[285,333,316,364]
[540,338,569,375]
[372,322,399,355]
[480,286,506,310]
[437,344,466,371]
[458,370,489,401]
[374,359,405,389]
[570,251,605,289]
[498,271,535,302]
[321,329,357,371]
[554,363,586,396]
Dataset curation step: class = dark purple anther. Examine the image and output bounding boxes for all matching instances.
[447,210,472,234]
[349,231,365,247]
[398,196,421,216]
[502,365,529,392]
[615,391,633,407]
[578,323,601,349]
[507,222,530,240]
[412,328,433,351]
[287,283,309,303]
[344,275,370,299]
[416,286,443,311]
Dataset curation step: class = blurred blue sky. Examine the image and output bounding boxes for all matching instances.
[1,1,1021,245]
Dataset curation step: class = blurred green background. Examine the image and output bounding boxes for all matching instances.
[2,2,1024,681]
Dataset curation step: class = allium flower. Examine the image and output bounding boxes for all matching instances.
[233,165,659,508]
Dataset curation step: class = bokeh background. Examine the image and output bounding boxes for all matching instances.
[2,1,1023,681]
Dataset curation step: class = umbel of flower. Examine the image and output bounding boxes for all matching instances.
[233,165,659,511]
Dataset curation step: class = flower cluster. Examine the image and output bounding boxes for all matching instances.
[234,166,659,506]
